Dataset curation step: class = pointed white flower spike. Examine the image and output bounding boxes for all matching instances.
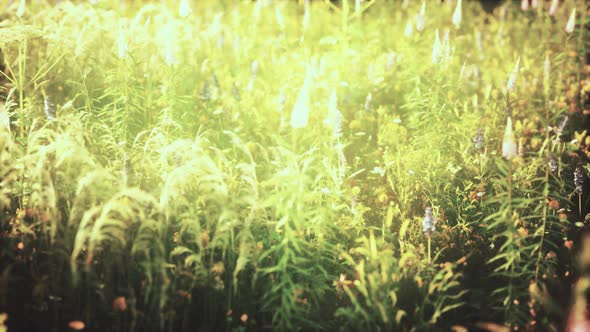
[325,90,343,138]
[548,0,559,16]
[459,60,467,81]
[253,0,263,20]
[566,8,576,34]
[452,0,462,28]
[404,19,414,38]
[521,0,529,11]
[502,117,517,160]
[117,25,128,59]
[543,54,551,95]
[543,54,550,80]
[531,0,538,9]
[303,1,311,32]
[179,0,191,18]
[0,109,9,130]
[442,30,451,61]
[165,40,177,66]
[416,1,426,31]
[275,6,285,30]
[16,0,25,17]
[506,56,520,93]
[432,29,441,64]
[290,69,311,129]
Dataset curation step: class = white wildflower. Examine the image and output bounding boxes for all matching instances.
[423,207,436,237]
[179,0,191,18]
[452,0,462,28]
[405,19,414,38]
[506,56,520,93]
[117,25,128,59]
[324,90,343,138]
[549,0,559,16]
[566,8,576,34]
[502,117,517,160]
[290,70,311,129]
[432,29,441,64]
[372,167,385,177]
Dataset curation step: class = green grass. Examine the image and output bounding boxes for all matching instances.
[0,0,588,331]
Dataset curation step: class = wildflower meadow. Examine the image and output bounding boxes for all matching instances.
[0,0,589,331]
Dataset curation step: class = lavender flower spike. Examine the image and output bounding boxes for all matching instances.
[44,96,56,121]
[575,167,584,195]
[548,154,558,174]
[423,207,436,237]
[473,128,485,153]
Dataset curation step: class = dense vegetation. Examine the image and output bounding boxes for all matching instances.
[0,0,589,331]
